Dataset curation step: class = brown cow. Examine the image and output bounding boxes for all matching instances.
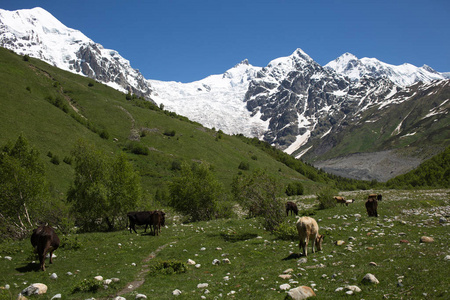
[296,216,325,256]
[31,225,60,271]
[365,195,378,217]
[285,201,299,216]
[150,210,166,236]
[334,196,346,206]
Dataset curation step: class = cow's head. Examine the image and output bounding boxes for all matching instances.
[315,234,325,251]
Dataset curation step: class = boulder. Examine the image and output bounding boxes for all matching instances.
[172,289,182,296]
[345,285,361,293]
[286,286,316,299]
[279,283,291,291]
[362,273,379,284]
[420,236,434,243]
[21,283,48,296]
[187,259,196,265]
[135,294,147,299]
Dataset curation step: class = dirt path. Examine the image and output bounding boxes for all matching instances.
[115,241,177,296]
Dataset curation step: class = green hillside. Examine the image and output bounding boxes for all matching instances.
[0,47,324,202]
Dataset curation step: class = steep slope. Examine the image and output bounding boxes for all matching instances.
[0,47,318,197]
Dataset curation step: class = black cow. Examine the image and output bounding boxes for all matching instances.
[127,211,154,234]
[286,201,299,216]
[365,195,378,217]
[31,225,60,271]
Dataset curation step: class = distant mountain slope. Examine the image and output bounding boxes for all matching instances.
[1,7,449,182]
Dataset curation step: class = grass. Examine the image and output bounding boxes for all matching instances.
[1,189,449,299]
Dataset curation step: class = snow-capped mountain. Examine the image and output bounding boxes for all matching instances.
[1,7,448,168]
[325,52,445,86]
[0,7,151,97]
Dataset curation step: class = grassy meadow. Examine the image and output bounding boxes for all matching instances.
[1,189,449,299]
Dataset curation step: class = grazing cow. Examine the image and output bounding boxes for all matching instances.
[150,210,166,236]
[30,225,60,271]
[345,199,355,206]
[127,211,154,234]
[334,196,346,206]
[296,216,325,256]
[365,195,378,217]
[285,201,299,216]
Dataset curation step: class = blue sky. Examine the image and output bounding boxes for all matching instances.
[2,0,449,82]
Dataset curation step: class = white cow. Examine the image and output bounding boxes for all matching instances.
[296,216,325,256]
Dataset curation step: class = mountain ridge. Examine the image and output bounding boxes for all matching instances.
[1,7,449,181]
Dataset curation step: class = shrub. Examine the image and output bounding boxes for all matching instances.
[286,181,304,196]
[171,160,182,171]
[50,155,60,165]
[273,220,298,241]
[60,235,82,250]
[99,130,109,140]
[63,156,73,165]
[150,260,188,275]
[23,54,30,61]
[317,188,337,210]
[71,278,103,294]
[163,129,176,137]
[238,161,250,170]
[125,142,149,155]
[88,82,94,87]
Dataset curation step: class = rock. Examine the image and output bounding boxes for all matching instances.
[212,259,220,265]
[50,273,57,280]
[279,274,292,280]
[66,272,73,276]
[136,294,147,299]
[51,294,62,300]
[286,286,316,299]
[297,257,307,264]
[172,289,182,296]
[362,273,379,284]
[104,279,112,285]
[439,217,447,224]
[195,263,201,268]
[369,262,377,266]
[345,285,361,292]
[111,278,120,283]
[335,287,344,292]
[354,214,361,218]
[420,236,434,243]
[335,240,345,246]
[94,275,103,281]
[215,247,222,250]
[400,240,409,244]
[279,283,291,291]
[222,258,231,264]
[444,255,450,261]
[187,259,196,265]
[4,256,12,261]
[21,283,48,296]
[197,283,209,289]
[284,268,294,274]
[200,247,206,251]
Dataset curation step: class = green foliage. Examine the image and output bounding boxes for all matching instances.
[67,140,141,231]
[0,135,48,238]
[50,155,60,165]
[124,141,149,155]
[232,169,284,231]
[273,220,298,241]
[163,129,176,137]
[238,161,250,170]
[60,234,82,250]
[316,187,337,210]
[387,146,450,189]
[23,54,30,61]
[149,260,188,275]
[169,162,223,222]
[285,181,304,196]
[71,278,104,294]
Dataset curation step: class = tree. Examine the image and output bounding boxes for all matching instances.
[0,135,48,237]
[67,140,141,231]
[169,162,222,222]
[232,169,284,231]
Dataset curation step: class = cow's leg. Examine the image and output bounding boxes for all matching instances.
[311,234,317,253]
[304,238,309,256]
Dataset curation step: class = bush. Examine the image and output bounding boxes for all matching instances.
[99,130,109,140]
[150,260,188,275]
[125,142,149,155]
[273,220,298,241]
[317,188,337,210]
[286,181,304,196]
[163,129,176,137]
[71,278,103,294]
[63,156,73,165]
[50,155,60,165]
[238,161,250,170]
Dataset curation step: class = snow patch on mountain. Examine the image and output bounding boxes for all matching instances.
[325,53,445,86]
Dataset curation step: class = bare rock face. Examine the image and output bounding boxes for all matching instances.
[286,286,316,299]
